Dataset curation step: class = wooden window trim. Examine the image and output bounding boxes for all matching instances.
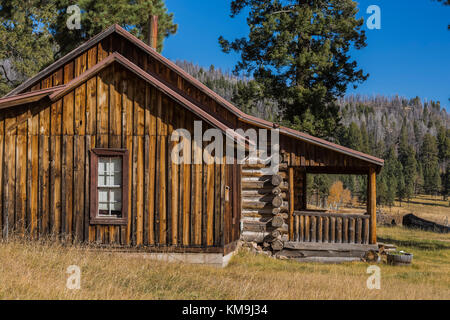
[90,148,129,225]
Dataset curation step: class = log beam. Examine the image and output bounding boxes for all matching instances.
[367,167,377,244]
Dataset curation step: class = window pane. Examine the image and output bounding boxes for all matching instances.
[110,188,122,202]
[98,158,108,186]
[98,157,122,187]
[98,173,108,186]
[110,158,122,172]
[111,201,122,211]
[98,158,106,173]
[99,188,109,202]
[98,202,109,211]
[113,171,122,186]
[96,155,124,218]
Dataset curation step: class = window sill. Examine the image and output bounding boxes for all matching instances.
[90,217,128,225]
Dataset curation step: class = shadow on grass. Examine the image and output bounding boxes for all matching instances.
[378,236,450,251]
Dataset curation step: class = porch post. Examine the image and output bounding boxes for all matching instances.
[289,167,294,240]
[301,171,307,210]
[367,167,377,244]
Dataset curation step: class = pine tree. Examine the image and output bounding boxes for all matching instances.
[421,133,442,195]
[346,122,363,151]
[376,173,388,206]
[398,121,409,164]
[219,0,368,138]
[0,0,177,96]
[443,166,450,200]
[437,126,450,170]
[0,0,55,95]
[398,121,417,202]
[379,147,400,207]
[360,122,370,154]
[402,148,418,202]
[51,0,177,57]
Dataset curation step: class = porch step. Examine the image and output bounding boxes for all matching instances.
[283,242,378,252]
[275,242,379,263]
[292,257,362,264]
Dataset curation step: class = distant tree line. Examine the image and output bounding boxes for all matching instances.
[177,61,450,206]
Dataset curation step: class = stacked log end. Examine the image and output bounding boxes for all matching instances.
[240,160,289,252]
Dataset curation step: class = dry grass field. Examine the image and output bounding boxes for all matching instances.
[0,196,448,300]
[0,223,448,300]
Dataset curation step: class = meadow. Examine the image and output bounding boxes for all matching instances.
[0,224,448,300]
[0,195,448,300]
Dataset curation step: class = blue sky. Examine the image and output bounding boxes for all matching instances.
[163,0,450,111]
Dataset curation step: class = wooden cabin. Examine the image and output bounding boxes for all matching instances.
[0,25,383,265]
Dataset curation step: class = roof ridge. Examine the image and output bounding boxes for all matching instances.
[3,24,383,166]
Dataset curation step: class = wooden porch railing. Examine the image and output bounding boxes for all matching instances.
[293,211,371,244]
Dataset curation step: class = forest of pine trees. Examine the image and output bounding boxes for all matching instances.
[176,61,450,206]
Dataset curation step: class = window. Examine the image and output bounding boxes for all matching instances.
[90,149,129,225]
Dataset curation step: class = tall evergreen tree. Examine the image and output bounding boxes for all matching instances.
[402,148,417,202]
[437,125,450,169]
[344,122,363,151]
[443,166,450,200]
[397,121,417,201]
[219,0,368,138]
[0,0,177,96]
[51,0,177,57]
[0,0,55,95]
[421,133,442,194]
[379,147,401,207]
[360,122,370,154]
[398,121,409,164]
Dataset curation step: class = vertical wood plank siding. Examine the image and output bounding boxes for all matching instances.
[0,65,229,249]
[26,35,240,130]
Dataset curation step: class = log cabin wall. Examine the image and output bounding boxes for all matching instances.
[0,63,234,250]
[236,120,379,246]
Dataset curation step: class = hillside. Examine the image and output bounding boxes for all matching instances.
[175,60,449,152]
[175,61,450,205]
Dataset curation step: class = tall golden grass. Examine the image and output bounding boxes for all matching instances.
[0,225,448,300]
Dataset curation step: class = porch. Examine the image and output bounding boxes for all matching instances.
[286,165,378,245]
[239,155,381,261]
